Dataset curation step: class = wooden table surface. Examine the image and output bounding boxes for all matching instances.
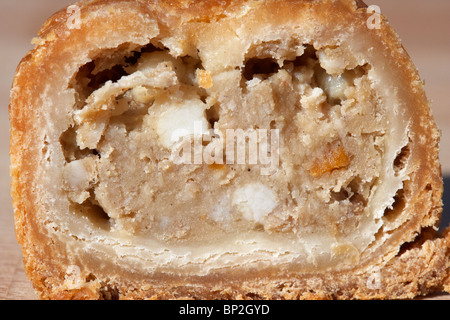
[0,0,449,300]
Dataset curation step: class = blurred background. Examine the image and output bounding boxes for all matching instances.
[0,0,449,299]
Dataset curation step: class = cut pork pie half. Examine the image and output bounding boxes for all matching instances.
[10,0,450,299]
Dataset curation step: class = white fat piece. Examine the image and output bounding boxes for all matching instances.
[156,98,210,149]
[63,157,98,204]
[318,73,348,102]
[232,183,279,224]
[315,66,351,103]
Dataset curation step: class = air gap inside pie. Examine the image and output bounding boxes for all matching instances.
[9,0,450,299]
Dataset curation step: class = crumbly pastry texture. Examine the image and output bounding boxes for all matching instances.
[10,0,450,300]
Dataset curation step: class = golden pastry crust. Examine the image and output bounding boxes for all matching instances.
[10,0,449,300]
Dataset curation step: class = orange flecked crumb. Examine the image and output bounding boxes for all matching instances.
[197,69,213,89]
[309,143,350,177]
[209,163,226,170]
